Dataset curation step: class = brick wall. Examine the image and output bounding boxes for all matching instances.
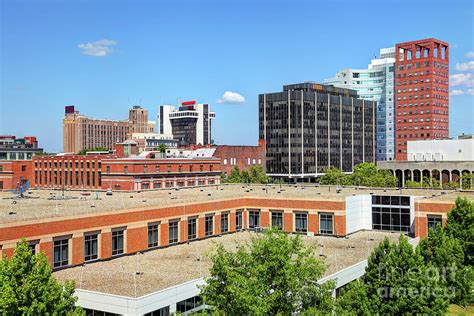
[0,197,456,268]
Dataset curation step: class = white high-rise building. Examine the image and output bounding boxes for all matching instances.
[159,101,215,147]
[325,47,396,161]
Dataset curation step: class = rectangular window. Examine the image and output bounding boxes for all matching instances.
[169,220,179,244]
[319,213,334,235]
[112,229,124,256]
[176,296,203,313]
[271,211,283,229]
[221,213,229,233]
[53,238,69,268]
[205,215,214,236]
[295,212,308,233]
[148,224,159,248]
[84,234,98,262]
[236,210,243,231]
[427,215,442,230]
[188,217,197,240]
[249,210,260,229]
[144,306,170,316]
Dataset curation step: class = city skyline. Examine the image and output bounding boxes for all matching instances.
[1,0,473,152]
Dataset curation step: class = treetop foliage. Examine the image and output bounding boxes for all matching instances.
[200,228,334,315]
[0,239,83,315]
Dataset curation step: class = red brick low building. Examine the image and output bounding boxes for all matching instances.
[0,160,35,190]
[101,158,221,191]
[213,139,265,176]
[0,186,467,269]
[0,153,221,191]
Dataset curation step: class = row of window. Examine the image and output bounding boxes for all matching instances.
[112,164,214,174]
[50,210,335,268]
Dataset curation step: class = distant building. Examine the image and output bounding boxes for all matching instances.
[0,135,43,160]
[147,120,156,133]
[159,101,215,147]
[0,151,221,191]
[101,157,220,191]
[213,139,266,176]
[325,47,396,161]
[131,133,178,153]
[407,135,474,162]
[63,106,132,153]
[129,105,149,134]
[394,38,449,160]
[259,83,376,181]
[378,135,473,187]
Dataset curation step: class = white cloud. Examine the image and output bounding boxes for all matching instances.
[450,89,464,96]
[455,61,474,71]
[78,39,117,57]
[466,51,474,59]
[468,89,474,96]
[450,73,473,87]
[216,91,246,104]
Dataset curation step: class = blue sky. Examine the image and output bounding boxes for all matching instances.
[1,0,473,152]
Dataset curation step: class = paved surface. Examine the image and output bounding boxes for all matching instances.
[1,184,471,224]
[54,230,401,297]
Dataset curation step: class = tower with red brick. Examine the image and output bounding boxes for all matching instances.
[394,38,449,160]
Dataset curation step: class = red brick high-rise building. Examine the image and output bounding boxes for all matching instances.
[395,38,449,160]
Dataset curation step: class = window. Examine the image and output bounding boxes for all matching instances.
[249,210,260,229]
[271,211,283,229]
[205,215,214,236]
[295,212,308,233]
[84,234,98,262]
[53,238,69,268]
[124,166,128,174]
[156,165,160,172]
[112,229,124,256]
[144,165,148,173]
[144,306,170,316]
[176,296,202,313]
[221,213,229,233]
[29,241,38,255]
[188,217,197,240]
[169,220,179,244]
[319,213,334,235]
[106,166,110,174]
[21,165,26,172]
[148,224,159,248]
[236,210,243,231]
[427,215,442,230]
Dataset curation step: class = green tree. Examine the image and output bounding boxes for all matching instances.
[445,197,474,266]
[443,181,460,190]
[158,143,167,154]
[222,165,269,184]
[0,239,83,315]
[461,172,474,190]
[351,162,397,187]
[362,235,449,314]
[200,229,334,315]
[419,225,473,307]
[224,166,242,183]
[334,280,371,315]
[319,167,349,185]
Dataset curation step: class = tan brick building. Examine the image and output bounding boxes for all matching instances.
[63,106,132,153]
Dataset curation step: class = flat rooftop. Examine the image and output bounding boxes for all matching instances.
[54,230,400,297]
[1,185,472,224]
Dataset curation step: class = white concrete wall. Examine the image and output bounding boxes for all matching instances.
[345,195,372,234]
[75,278,205,316]
[407,138,474,162]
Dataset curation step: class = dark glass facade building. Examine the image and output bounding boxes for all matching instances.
[259,83,376,180]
